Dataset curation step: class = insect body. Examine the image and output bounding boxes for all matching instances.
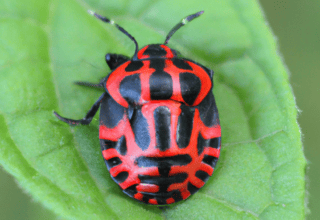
[54,11,221,205]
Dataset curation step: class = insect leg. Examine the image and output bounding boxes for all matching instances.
[73,75,107,88]
[74,81,104,88]
[54,92,106,125]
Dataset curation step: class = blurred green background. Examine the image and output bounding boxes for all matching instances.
[0,1,317,219]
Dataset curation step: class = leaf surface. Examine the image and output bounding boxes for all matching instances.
[0,0,305,219]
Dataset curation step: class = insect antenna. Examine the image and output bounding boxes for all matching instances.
[164,11,204,45]
[89,10,139,60]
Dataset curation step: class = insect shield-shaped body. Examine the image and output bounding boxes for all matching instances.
[54,11,221,205]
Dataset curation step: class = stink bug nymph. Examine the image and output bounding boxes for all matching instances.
[54,11,221,205]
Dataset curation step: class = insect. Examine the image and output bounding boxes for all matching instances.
[54,11,221,205]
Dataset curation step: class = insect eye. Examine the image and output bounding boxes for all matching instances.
[105,54,111,63]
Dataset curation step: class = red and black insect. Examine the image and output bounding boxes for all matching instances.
[54,11,221,205]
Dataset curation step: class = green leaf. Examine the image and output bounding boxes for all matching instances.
[0,0,306,219]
